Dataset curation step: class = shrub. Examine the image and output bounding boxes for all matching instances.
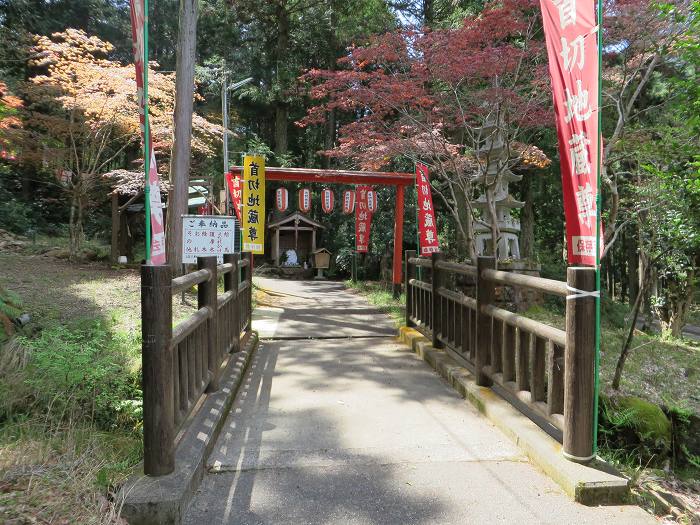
[13,318,141,429]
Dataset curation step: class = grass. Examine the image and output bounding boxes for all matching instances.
[343,280,406,327]
[523,302,700,416]
[0,249,148,523]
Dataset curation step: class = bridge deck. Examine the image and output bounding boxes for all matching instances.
[184,278,653,524]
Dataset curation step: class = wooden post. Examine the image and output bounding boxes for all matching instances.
[563,266,596,462]
[351,251,357,283]
[198,256,219,392]
[225,253,241,353]
[243,251,253,329]
[141,263,174,476]
[405,250,416,327]
[431,252,445,348]
[476,257,496,386]
[392,185,405,298]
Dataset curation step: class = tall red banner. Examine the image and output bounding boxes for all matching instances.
[129,0,166,264]
[415,164,440,255]
[225,171,242,221]
[355,185,372,253]
[540,0,601,265]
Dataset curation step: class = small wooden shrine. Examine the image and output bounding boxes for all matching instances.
[268,211,325,267]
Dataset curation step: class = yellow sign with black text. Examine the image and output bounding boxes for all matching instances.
[242,155,265,254]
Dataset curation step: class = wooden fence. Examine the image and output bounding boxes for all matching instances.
[141,253,253,476]
[405,251,596,462]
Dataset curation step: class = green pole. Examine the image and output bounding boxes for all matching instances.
[143,0,152,263]
[593,0,604,456]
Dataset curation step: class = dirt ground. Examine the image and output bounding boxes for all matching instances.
[0,252,197,331]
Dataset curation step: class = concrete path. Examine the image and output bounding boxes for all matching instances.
[184,278,656,525]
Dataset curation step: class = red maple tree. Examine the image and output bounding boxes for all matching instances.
[299,0,552,257]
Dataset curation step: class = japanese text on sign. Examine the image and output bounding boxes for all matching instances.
[539,0,602,264]
[182,215,238,263]
[242,155,266,254]
[355,185,373,253]
[415,164,440,255]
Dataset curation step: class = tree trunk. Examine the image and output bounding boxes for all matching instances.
[274,2,290,157]
[520,175,535,261]
[68,185,84,260]
[166,0,198,274]
[626,228,639,303]
[654,268,695,338]
[612,261,651,390]
[111,193,120,263]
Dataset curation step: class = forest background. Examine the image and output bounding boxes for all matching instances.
[0,0,698,522]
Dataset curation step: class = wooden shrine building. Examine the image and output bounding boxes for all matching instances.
[268,211,325,267]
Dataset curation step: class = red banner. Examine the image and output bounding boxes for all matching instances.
[342,190,355,214]
[540,0,601,265]
[129,0,165,264]
[224,171,242,221]
[355,185,372,252]
[415,164,440,255]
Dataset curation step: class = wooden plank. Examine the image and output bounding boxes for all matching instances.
[502,323,516,382]
[480,268,569,297]
[491,318,503,374]
[516,328,531,392]
[481,304,566,347]
[172,268,210,295]
[547,341,565,415]
[532,336,546,402]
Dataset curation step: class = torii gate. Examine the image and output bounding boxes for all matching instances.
[228,166,415,295]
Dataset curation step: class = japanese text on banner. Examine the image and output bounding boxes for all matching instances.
[242,155,265,254]
[225,171,242,222]
[416,164,440,255]
[355,185,373,253]
[539,0,602,264]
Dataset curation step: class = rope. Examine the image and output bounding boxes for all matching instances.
[565,285,601,301]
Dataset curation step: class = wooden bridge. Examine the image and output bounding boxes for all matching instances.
[125,253,654,525]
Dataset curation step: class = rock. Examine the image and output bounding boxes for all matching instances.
[615,396,672,449]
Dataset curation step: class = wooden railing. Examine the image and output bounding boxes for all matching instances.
[405,250,596,462]
[141,253,253,476]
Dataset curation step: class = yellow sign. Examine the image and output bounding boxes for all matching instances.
[242,155,265,254]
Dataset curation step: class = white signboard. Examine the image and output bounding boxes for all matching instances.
[182,215,238,264]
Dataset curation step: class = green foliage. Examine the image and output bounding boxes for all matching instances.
[600,395,672,466]
[11,318,141,430]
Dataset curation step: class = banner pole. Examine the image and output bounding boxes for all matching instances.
[143,0,152,263]
[593,0,604,456]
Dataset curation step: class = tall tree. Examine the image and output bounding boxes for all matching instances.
[166,0,199,272]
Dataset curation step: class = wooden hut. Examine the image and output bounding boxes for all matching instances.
[268,211,325,267]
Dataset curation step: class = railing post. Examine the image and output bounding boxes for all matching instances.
[226,253,241,353]
[351,250,357,283]
[431,252,445,348]
[405,250,416,327]
[563,266,596,462]
[476,256,496,386]
[141,263,174,476]
[199,256,219,392]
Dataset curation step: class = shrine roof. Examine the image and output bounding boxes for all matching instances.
[268,211,326,229]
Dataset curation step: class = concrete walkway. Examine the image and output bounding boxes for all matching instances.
[184,278,655,525]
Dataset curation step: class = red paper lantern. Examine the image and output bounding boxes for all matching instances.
[321,188,334,213]
[342,190,355,214]
[367,189,377,213]
[299,188,311,213]
[275,187,288,212]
